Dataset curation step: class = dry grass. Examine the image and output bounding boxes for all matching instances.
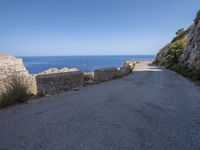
[83,72,94,81]
[0,72,31,108]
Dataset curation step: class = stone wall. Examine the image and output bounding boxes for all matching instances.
[94,67,118,83]
[0,53,136,96]
[36,71,84,95]
[119,66,131,76]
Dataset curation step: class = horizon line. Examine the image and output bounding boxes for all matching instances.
[18,54,156,57]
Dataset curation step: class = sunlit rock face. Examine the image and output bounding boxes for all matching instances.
[180,11,200,70]
[0,54,29,77]
[0,54,29,89]
[0,54,37,94]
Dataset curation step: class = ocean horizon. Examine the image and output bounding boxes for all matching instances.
[21,55,155,74]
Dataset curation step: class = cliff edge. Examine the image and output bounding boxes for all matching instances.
[0,54,37,94]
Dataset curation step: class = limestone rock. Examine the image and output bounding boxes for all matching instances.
[0,54,37,95]
[123,61,136,71]
[0,54,29,78]
[39,67,79,75]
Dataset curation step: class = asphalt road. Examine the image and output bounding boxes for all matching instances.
[0,63,200,150]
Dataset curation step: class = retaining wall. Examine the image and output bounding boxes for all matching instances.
[36,71,84,95]
[94,67,118,83]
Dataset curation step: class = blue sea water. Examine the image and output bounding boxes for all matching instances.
[21,55,155,74]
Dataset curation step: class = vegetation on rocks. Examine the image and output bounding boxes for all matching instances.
[154,28,190,66]
[155,10,200,82]
[154,27,200,81]
[0,72,31,108]
[170,64,200,81]
[165,38,187,67]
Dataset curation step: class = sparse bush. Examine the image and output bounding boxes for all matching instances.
[0,72,31,108]
[171,28,191,43]
[176,28,184,36]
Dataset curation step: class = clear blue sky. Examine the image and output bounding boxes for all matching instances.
[0,0,199,56]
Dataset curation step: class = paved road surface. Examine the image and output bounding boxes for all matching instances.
[0,63,200,150]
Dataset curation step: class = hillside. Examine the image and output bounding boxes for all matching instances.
[155,10,200,81]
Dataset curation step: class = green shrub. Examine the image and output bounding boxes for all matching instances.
[155,27,199,82]
[171,28,191,43]
[170,64,200,81]
[165,39,187,67]
[155,28,190,67]
[0,72,31,108]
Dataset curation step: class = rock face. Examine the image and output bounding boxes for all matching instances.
[94,67,118,83]
[155,44,172,66]
[155,28,190,67]
[0,54,37,94]
[0,54,29,78]
[180,10,200,70]
[36,71,84,95]
[155,10,200,71]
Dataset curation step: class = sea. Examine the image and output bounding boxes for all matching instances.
[21,55,155,74]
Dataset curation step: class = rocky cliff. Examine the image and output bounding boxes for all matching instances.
[180,10,200,70]
[0,54,29,78]
[155,10,200,73]
[155,28,190,67]
[0,54,37,94]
